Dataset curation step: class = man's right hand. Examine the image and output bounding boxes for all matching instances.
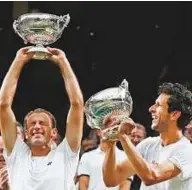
[14,47,34,64]
[118,118,136,140]
[46,47,66,66]
[0,166,8,190]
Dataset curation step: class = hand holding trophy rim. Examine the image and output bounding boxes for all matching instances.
[13,12,70,60]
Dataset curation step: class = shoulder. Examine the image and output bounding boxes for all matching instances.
[137,136,160,148]
[57,138,80,159]
[80,149,98,161]
[136,136,161,157]
[173,140,192,156]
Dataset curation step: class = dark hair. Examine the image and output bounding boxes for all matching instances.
[158,82,192,130]
[23,108,57,129]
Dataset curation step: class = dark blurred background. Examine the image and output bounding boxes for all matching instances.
[0,1,192,139]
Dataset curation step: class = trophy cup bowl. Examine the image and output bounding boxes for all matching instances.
[85,79,133,141]
[13,13,70,60]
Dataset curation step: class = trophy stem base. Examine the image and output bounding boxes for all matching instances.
[103,125,119,142]
[27,46,52,60]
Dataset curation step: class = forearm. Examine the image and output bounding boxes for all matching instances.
[58,57,83,106]
[103,144,118,186]
[0,59,24,106]
[79,185,88,190]
[79,177,89,190]
[120,136,155,184]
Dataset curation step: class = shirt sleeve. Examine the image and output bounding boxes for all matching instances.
[3,136,29,166]
[58,137,80,159]
[77,153,91,177]
[169,145,192,181]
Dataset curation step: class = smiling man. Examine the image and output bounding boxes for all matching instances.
[0,47,84,190]
[103,82,192,190]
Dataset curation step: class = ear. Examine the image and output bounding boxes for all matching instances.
[51,128,58,138]
[170,111,181,121]
[25,129,28,139]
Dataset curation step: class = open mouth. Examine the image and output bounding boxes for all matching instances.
[32,132,44,137]
[152,115,158,121]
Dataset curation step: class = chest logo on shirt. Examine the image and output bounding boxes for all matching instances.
[152,160,159,166]
[47,161,52,166]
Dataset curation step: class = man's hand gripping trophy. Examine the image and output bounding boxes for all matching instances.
[102,116,136,142]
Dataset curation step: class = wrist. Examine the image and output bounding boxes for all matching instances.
[119,134,131,143]
[13,58,26,66]
[57,56,68,66]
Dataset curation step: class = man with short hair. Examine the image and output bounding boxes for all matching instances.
[78,130,131,190]
[103,82,192,190]
[0,47,84,190]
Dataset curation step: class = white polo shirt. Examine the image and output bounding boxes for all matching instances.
[78,146,130,190]
[137,136,192,190]
[4,137,79,190]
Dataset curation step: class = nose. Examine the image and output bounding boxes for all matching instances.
[133,137,138,142]
[149,104,155,113]
[132,138,138,145]
[34,122,41,130]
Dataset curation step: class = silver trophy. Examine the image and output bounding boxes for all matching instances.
[13,13,70,60]
[85,79,133,141]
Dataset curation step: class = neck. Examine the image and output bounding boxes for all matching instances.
[160,126,183,146]
[31,145,51,156]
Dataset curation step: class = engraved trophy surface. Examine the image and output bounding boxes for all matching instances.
[13,13,70,60]
[85,79,133,141]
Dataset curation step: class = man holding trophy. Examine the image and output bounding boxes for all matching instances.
[100,82,192,190]
[0,13,84,190]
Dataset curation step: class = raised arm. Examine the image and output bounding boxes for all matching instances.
[0,47,33,154]
[118,120,181,186]
[48,48,84,152]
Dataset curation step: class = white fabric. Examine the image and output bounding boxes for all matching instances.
[78,146,131,190]
[136,136,192,190]
[4,137,79,190]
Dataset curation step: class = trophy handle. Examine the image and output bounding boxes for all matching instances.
[13,20,28,44]
[120,79,129,91]
[58,14,70,31]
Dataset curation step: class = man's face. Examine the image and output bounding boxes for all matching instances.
[0,137,6,169]
[82,139,97,152]
[130,128,145,146]
[149,93,171,132]
[25,112,54,146]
